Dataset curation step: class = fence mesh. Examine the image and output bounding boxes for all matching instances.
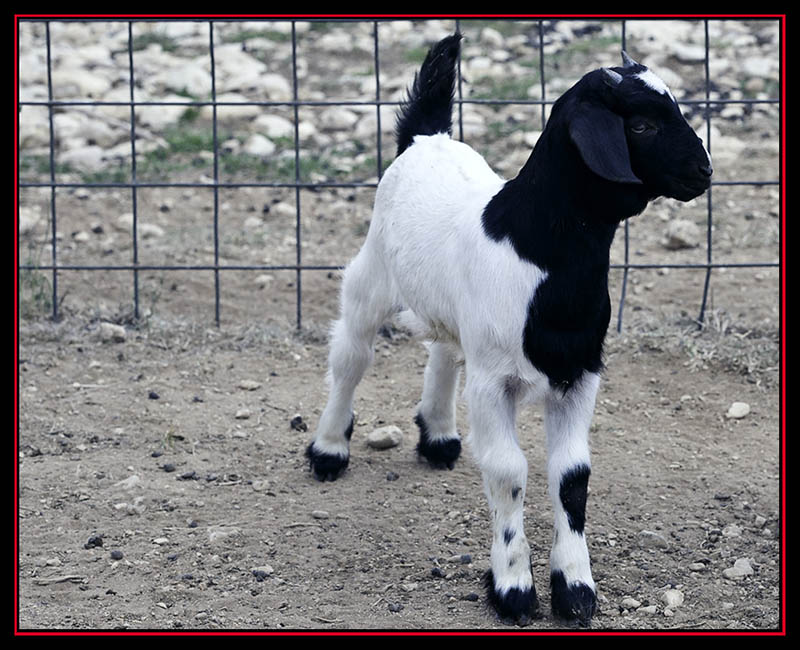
[17,17,781,332]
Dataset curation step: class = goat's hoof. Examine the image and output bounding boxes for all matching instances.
[414,413,461,469]
[483,570,540,626]
[305,443,349,482]
[550,570,597,626]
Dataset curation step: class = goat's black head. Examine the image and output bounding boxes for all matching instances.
[566,52,712,203]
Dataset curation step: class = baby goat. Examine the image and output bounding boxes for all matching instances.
[306,35,712,626]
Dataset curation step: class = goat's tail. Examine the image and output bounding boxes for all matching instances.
[395,33,462,156]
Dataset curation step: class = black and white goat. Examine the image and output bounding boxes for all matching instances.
[306,35,712,625]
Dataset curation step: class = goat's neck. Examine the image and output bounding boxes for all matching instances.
[482,126,649,270]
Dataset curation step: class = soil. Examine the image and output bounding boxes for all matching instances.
[17,18,782,634]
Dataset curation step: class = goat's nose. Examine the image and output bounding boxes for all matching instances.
[698,162,713,177]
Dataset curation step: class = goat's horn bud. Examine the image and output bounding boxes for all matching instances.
[621,50,638,68]
[601,68,623,86]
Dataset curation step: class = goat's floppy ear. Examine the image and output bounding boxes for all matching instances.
[568,102,642,185]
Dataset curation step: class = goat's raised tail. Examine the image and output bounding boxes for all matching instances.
[395,33,462,156]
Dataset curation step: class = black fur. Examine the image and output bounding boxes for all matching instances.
[414,412,461,469]
[550,569,597,626]
[559,464,591,534]
[483,569,539,625]
[503,527,516,545]
[395,33,462,156]
[306,415,353,482]
[481,65,711,392]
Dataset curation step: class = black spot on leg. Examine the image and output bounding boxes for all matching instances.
[559,464,591,534]
[503,527,515,545]
[511,486,521,500]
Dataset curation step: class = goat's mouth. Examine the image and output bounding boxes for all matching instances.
[667,176,711,202]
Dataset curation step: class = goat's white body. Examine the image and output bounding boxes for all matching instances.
[367,133,549,392]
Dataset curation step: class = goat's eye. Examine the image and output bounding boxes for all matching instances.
[630,123,649,134]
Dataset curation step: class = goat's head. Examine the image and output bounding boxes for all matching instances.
[566,52,712,203]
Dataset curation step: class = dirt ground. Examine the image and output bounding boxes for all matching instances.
[17,280,782,633]
[17,19,782,634]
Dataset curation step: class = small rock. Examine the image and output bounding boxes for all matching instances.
[400,582,418,592]
[688,562,706,571]
[311,510,329,519]
[726,402,751,419]
[754,515,767,528]
[431,567,445,578]
[114,474,140,490]
[243,134,276,157]
[148,391,160,400]
[723,557,754,580]
[386,471,400,481]
[662,219,701,250]
[387,602,403,613]
[235,408,252,420]
[84,534,103,549]
[621,597,642,609]
[366,425,403,450]
[153,537,169,545]
[661,589,684,608]
[639,605,658,615]
[162,463,176,473]
[110,550,123,560]
[638,529,670,549]
[98,322,126,343]
[238,380,261,391]
[462,592,480,602]
[252,565,274,581]
[290,415,307,432]
[723,523,742,537]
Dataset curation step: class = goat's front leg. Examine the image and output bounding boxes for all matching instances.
[545,371,600,625]
[467,373,538,624]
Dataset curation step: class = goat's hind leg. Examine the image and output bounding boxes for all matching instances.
[415,342,462,469]
[306,246,396,481]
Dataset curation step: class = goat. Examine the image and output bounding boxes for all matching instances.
[305,34,712,626]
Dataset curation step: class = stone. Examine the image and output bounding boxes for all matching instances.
[662,219,701,250]
[726,402,751,419]
[366,425,403,450]
[723,557,754,580]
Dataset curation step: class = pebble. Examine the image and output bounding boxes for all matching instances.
[723,557,754,580]
[638,529,670,549]
[153,537,169,545]
[688,562,706,571]
[639,605,658,615]
[311,510,329,519]
[661,589,684,608]
[726,402,751,419]
[110,550,123,560]
[621,597,642,609]
[84,534,103,549]
[662,219,701,250]
[237,379,262,391]
[98,322,126,343]
[243,134,276,157]
[235,408,252,420]
[366,425,403,450]
[290,415,308,432]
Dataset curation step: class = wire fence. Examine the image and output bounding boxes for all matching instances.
[17,17,781,332]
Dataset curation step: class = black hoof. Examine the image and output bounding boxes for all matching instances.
[305,443,349,481]
[414,413,461,469]
[305,416,354,481]
[550,570,597,626]
[483,570,540,626]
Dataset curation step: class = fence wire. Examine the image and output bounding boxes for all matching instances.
[17,17,781,331]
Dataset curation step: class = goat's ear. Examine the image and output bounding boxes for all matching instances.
[568,102,643,185]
